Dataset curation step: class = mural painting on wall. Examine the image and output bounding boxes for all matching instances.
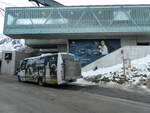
[69,39,121,67]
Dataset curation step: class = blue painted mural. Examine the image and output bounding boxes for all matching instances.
[69,39,121,67]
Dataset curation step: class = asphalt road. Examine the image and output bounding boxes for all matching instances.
[0,74,150,113]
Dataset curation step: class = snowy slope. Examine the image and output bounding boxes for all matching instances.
[82,55,150,88]
[0,34,26,51]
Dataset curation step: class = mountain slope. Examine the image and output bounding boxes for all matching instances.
[0,34,26,51]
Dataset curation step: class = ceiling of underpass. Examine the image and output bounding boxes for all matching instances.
[23,34,150,49]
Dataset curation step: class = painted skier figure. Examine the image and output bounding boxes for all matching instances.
[98,40,108,55]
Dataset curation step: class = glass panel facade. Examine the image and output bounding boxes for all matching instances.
[4,5,150,35]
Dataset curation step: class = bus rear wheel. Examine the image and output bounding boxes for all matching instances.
[38,78,44,86]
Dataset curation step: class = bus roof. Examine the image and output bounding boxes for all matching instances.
[24,53,74,60]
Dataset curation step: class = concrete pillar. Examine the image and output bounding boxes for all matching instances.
[57,44,67,52]
[121,38,137,47]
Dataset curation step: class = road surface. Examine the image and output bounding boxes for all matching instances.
[0,74,150,113]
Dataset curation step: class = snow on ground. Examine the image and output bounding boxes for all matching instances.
[72,78,96,86]
[0,34,26,51]
[82,55,150,89]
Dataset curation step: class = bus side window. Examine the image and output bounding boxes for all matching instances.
[50,63,57,75]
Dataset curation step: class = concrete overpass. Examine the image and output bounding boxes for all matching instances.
[3,5,150,48]
[3,5,150,66]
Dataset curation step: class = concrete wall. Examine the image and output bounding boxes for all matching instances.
[1,51,16,75]
[120,36,150,46]
[57,44,67,52]
[25,34,150,50]
[137,36,150,43]
[82,46,150,72]
[15,52,29,72]
[121,38,137,46]
[1,51,28,75]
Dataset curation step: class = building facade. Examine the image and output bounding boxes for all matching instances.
[4,5,150,66]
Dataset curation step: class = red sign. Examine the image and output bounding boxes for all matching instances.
[121,49,124,55]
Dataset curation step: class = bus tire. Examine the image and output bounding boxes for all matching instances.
[38,78,44,86]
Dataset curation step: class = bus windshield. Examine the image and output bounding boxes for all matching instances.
[20,60,27,70]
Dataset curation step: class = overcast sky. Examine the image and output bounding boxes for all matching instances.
[1,0,150,34]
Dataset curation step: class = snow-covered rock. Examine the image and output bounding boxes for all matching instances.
[82,55,150,88]
[0,34,26,51]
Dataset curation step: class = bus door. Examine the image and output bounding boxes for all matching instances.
[25,59,37,82]
[64,59,81,81]
[60,54,81,81]
[45,55,58,84]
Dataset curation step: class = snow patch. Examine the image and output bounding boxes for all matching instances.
[71,78,96,86]
[82,55,150,89]
[0,34,26,51]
